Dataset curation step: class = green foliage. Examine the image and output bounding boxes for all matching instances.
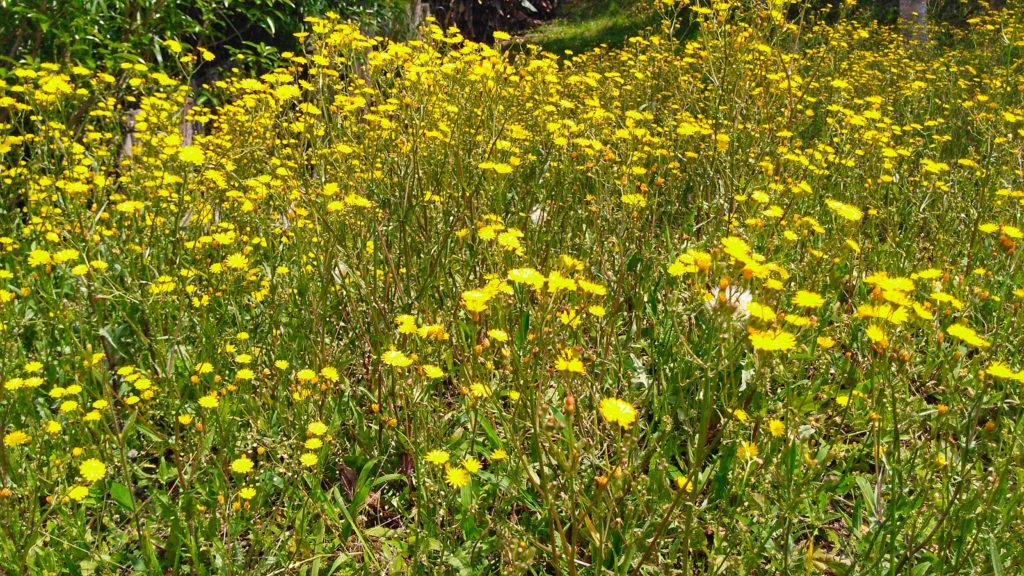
[525,0,665,54]
[0,0,416,69]
[2,1,1024,574]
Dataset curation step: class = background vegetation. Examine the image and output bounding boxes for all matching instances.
[1,0,1023,574]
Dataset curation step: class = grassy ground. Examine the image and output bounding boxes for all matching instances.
[523,0,663,53]
[2,2,1024,574]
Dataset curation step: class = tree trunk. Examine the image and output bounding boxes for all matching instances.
[899,0,928,42]
[408,1,430,36]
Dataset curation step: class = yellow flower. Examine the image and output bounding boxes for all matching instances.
[178,146,206,165]
[674,476,693,492]
[463,457,483,474]
[230,456,254,474]
[729,408,749,423]
[578,279,607,296]
[547,271,578,293]
[737,441,759,461]
[3,430,31,447]
[307,421,328,436]
[865,325,888,346]
[489,448,508,461]
[198,393,219,409]
[445,466,470,489]
[487,329,509,342]
[507,267,546,290]
[238,487,257,500]
[559,309,581,327]
[382,349,413,368]
[986,362,1024,382]
[79,458,107,483]
[461,289,490,313]
[424,449,450,466]
[224,253,249,271]
[300,453,319,467]
[469,382,492,398]
[668,249,713,276]
[620,193,648,207]
[418,324,450,341]
[946,323,990,348]
[555,349,585,374]
[422,364,445,379]
[746,301,776,322]
[825,199,863,221]
[792,290,825,308]
[599,397,637,430]
[749,329,797,352]
[784,314,811,327]
[768,419,785,437]
[28,249,53,267]
[67,485,90,502]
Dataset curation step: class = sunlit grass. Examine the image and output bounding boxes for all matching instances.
[525,0,663,53]
[1,1,1024,573]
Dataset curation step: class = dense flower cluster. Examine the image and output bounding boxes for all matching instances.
[1,0,1023,572]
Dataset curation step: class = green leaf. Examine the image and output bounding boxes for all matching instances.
[855,476,876,519]
[372,473,406,488]
[911,561,932,576]
[352,457,379,514]
[991,537,1005,576]
[110,482,135,512]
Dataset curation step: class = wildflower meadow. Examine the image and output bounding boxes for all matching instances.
[1,0,1024,573]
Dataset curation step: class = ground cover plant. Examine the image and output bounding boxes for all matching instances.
[1,0,1024,573]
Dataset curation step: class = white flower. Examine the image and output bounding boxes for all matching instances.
[705,285,753,323]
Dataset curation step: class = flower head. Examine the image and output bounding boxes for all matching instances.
[67,485,90,502]
[599,397,637,430]
[79,458,107,483]
[749,329,796,352]
[445,466,470,489]
[946,323,990,348]
[424,449,450,466]
[463,457,483,474]
[3,430,31,447]
[382,349,413,368]
[231,455,254,474]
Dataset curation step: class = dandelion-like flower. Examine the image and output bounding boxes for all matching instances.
[749,328,797,352]
[599,397,637,430]
[79,458,107,483]
[3,430,31,447]
[381,349,414,368]
[424,450,450,466]
[445,466,470,489]
[230,456,254,474]
[67,485,90,502]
